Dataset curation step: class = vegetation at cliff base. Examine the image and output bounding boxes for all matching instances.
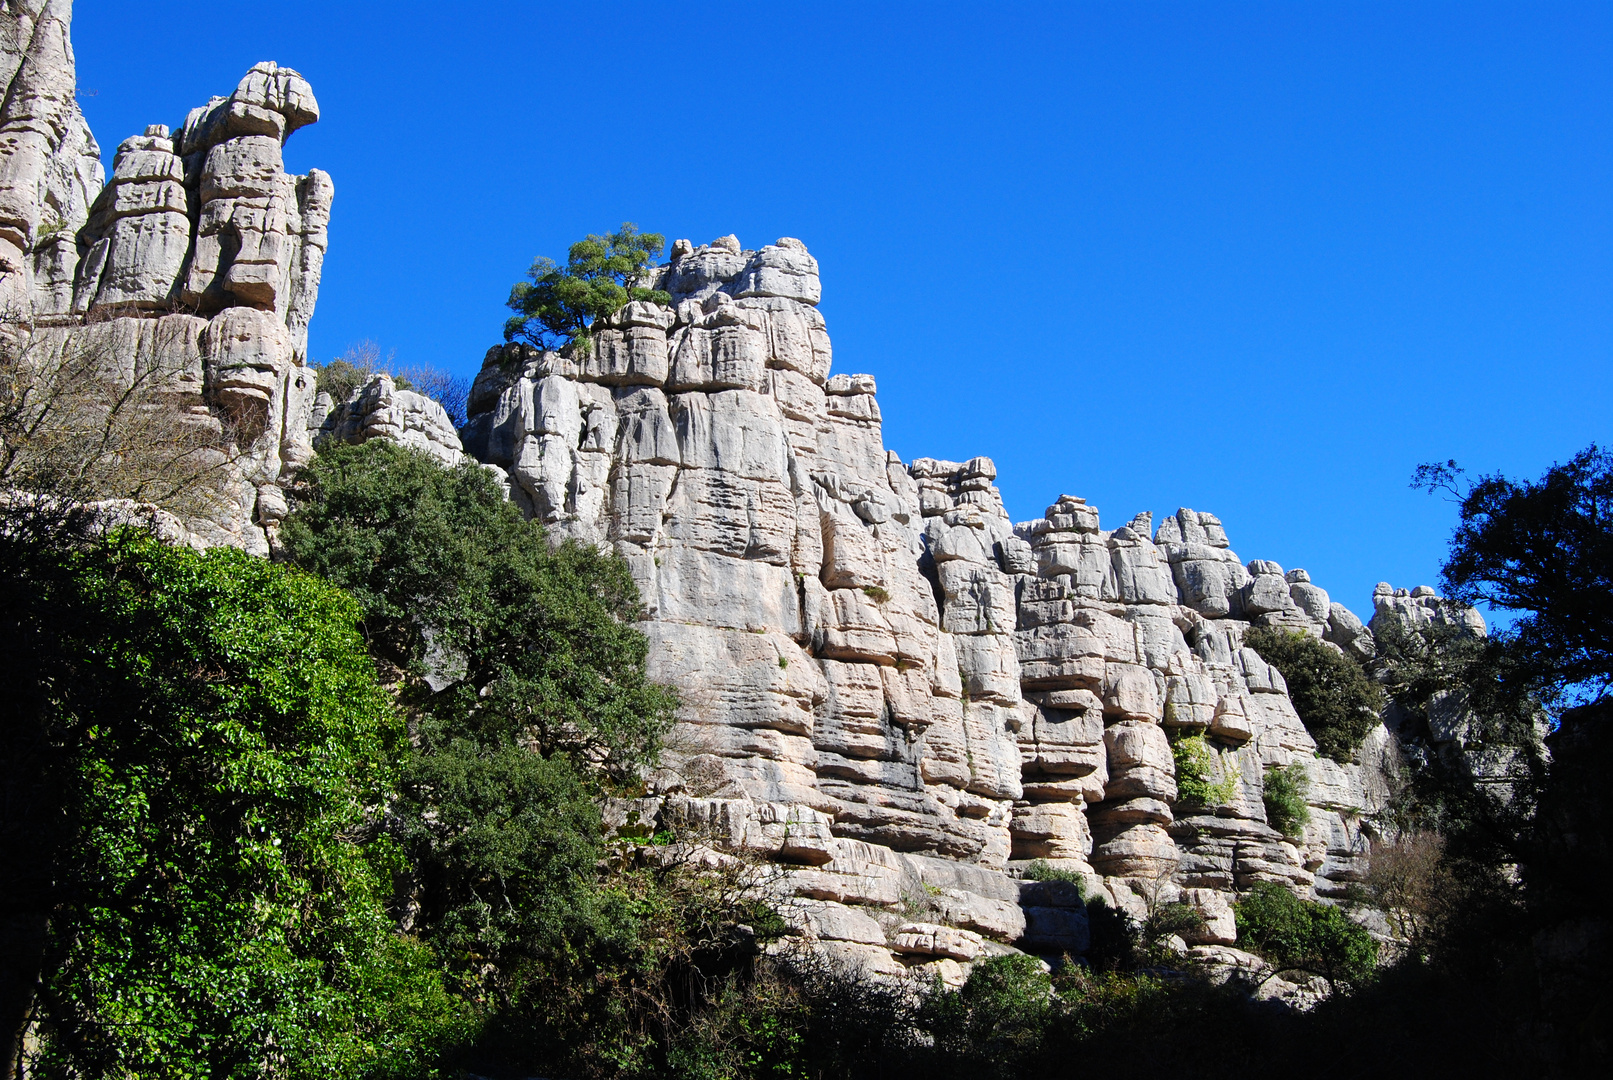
[2,532,457,1080]
[1233,883,1377,991]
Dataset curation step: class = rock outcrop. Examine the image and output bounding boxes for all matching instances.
[445,235,1405,968]
[2,1,330,555]
[5,3,1429,984]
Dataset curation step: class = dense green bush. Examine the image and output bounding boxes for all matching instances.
[13,532,459,1080]
[1170,731,1239,807]
[504,224,671,356]
[927,955,1054,1076]
[282,441,693,1075]
[281,440,676,782]
[1234,882,1378,991]
[1262,761,1312,837]
[1244,626,1384,762]
[1023,859,1086,889]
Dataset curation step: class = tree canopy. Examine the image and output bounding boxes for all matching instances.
[1416,446,1613,708]
[503,224,671,356]
[1243,626,1384,763]
[279,442,682,1072]
[279,440,675,780]
[6,532,456,1080]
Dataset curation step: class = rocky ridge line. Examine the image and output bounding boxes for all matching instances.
[4,6,1488,983]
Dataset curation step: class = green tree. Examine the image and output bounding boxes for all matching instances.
[279,442,679,1073]
[1415,446,1613,708]
[6,532,457,1080]
[1244,627,1385,763]
[279,441,675,780]
[503,223,671,356]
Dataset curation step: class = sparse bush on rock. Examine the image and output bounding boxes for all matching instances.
[1244,626,1384,762]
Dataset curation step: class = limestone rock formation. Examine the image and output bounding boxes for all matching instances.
[446,234,1401,971]
[312,373,465,467]
[4,3,1409,984]
[1,1,331,555]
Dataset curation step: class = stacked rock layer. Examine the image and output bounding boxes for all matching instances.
[6,4,1429,976]
[2,1,332,554]
[454,235,1406,958]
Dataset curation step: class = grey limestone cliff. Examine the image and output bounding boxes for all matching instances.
[5,3,1471,982]
[2,0,331,555]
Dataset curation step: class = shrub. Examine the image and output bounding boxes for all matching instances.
[1244,626,1385,763]
[1084,897,1144,973]
[1023,859,1086,890]
[1262,761,1312,837]
[1360,831,1458,957]
[1234,882,1378,991]
[504,223,671,356]
[1143,902,1207,960]
[282,442,693,1074]
[1171,731,1239,807]
[927,955,1054,1078]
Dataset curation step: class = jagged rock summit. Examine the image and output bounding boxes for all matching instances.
[4,3,1473,982]
[3,1,331,555]
[424,233,1417,966]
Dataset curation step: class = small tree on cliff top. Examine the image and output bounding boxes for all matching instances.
[503,223,670,356]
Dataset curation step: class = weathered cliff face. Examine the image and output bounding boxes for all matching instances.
[450,234,1410,956]
[4,5,1450,976]
[1,0,330,555]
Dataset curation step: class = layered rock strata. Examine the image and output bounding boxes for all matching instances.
[6,4,1432,982]
[2,3,330,554]
[448,234,1406,969]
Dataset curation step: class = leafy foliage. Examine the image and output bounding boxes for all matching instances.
[10,532,459,1080]
[280,440,676,782]
[1234,883,1378,991]
[1170,731,1239,806]
[1022,860,1086,891]
[927,955,1054,1075]
[280,441,685,1074]
[1261,761,1311,838]
[1416,446,1613,707]
[1244,626,1384,762]
[504,224,671,355]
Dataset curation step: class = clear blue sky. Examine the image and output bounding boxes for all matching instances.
[72,1,1611,622]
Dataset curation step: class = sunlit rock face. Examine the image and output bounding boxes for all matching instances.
[454,232,1410,955]
[2,2,331,554]
[7,4,1433,979]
